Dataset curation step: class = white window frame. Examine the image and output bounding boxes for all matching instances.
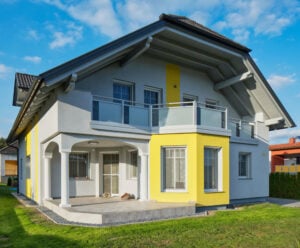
[183,93,198,102]
[161,146,187,192]
[113,79,135,103]
[238,152,251,179]
[204,146,223,192]
[69,152,90,179]
[127,149,138,180]
[144,86,162,106]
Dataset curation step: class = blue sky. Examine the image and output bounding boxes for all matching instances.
[0,0,300,144]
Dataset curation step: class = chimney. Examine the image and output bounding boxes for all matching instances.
[289,137,296,144]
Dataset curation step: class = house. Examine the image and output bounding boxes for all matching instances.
[270,137,300,173]
[7,14,294,214]
[0,143,17,184]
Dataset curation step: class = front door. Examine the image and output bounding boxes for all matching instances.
[103,154,119,195]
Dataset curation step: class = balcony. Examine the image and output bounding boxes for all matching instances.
[91,96,229,135]
[229,119,255,141]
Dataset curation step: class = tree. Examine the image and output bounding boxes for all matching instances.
[0,137,7,149]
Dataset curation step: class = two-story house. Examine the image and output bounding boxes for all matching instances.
[7,14,294,214]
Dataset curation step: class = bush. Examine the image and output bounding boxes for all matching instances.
[270,172,300,199]
[7,177,12,187]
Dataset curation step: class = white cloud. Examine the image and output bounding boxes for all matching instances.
[0,64,12,79]
[23,56,42,64]
[27,29,40,40]
[41,0,300,42]
[267,74,295,89]
[49,22,82,49]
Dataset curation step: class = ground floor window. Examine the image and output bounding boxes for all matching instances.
[69,153,89,178]
[239,152,251,178]
[204,147,220,191]
[127,150,138,179]
[162,147,186,191]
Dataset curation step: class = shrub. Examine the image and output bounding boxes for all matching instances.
[270,172,300,199]
[7,177,12,187]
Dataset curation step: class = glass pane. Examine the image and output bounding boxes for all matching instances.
[112,175,119,194]
[92,100,99,120]
[165,157,174,189]
[204,148,218,190]
[103,163,111,174]
[103,175,111,194]
[112,162,119,174]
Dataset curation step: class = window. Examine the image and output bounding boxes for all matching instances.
[26,156,31,178]
[20,158,23,180]
[113,81,134,124]
[183,94,198,106]
[144,87,161,107]
[92,100,99,120]
[162,147,186,191]
[69,153,89,178]
[236,122,240,137]
[205,99,218,109]
[204,147,220,191]
[239,153,251,178]
[127,150,138,179]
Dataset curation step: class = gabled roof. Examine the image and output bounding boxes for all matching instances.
[0,141,18,155]
[7,13,296,142]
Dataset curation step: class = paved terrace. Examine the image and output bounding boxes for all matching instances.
[43,196,197,225]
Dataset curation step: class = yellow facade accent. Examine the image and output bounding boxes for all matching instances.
[149,133,229,206]
[34,123,39,202]
[25,132,31,156]
[166,64,180,103]
[26,178,32,198]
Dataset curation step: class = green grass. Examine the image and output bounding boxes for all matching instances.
[1,185,300,248]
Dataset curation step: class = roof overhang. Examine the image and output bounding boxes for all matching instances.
[7,14,295,142]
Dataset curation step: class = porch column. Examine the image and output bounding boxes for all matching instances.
[140,153,149,200]
[59,151,71,208]
[44,154,52,200]
[92,149,100,197]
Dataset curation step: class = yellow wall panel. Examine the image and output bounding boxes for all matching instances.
[149,133,230,206]
[166,64,180,103]
[25,132,31,156]
[26,178,32,198]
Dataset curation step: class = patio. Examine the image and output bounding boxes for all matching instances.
[43,196,197,225]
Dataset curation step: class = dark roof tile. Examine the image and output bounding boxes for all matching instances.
[15,72,38,90]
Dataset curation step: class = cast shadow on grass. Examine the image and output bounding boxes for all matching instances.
[0,186,81,248]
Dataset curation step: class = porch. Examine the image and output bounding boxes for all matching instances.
[43,196,196,225]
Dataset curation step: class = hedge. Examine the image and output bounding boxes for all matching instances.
[269,172,300,199]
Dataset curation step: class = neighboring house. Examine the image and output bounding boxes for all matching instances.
[7,14,295,211]
[0,144,17,184]
[270,137,300,173]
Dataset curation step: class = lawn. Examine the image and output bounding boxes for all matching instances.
[1,185,300,248]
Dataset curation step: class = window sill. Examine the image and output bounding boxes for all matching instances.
[204,190,224,193]
[238,177,252,180]
[70,177,92,181]
[162,189,187,193]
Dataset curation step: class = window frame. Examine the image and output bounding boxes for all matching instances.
[69,152,90,179]
[182,94,198,106]
[204,146,222,192]
[144,86,162,107]
[113,79,135,103]
[205,99,218,109]
[161,146,187,192]
[238,152,251,179]
[127,150,138,180]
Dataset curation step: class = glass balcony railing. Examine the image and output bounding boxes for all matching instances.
[229,119,255,139]
[92,96,227,131]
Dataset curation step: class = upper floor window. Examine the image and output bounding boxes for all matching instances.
[113,81,134,104]
[239,152,251,178]
[69,153,89,178]
[183,94,198,106]
[205,99,218,109]
[144,87,162,107]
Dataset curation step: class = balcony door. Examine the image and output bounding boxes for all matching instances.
[144,87,161,126]
[113,82,134,124]
[103,153,119,196]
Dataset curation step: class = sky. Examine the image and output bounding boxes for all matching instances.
[0,0,300,144]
